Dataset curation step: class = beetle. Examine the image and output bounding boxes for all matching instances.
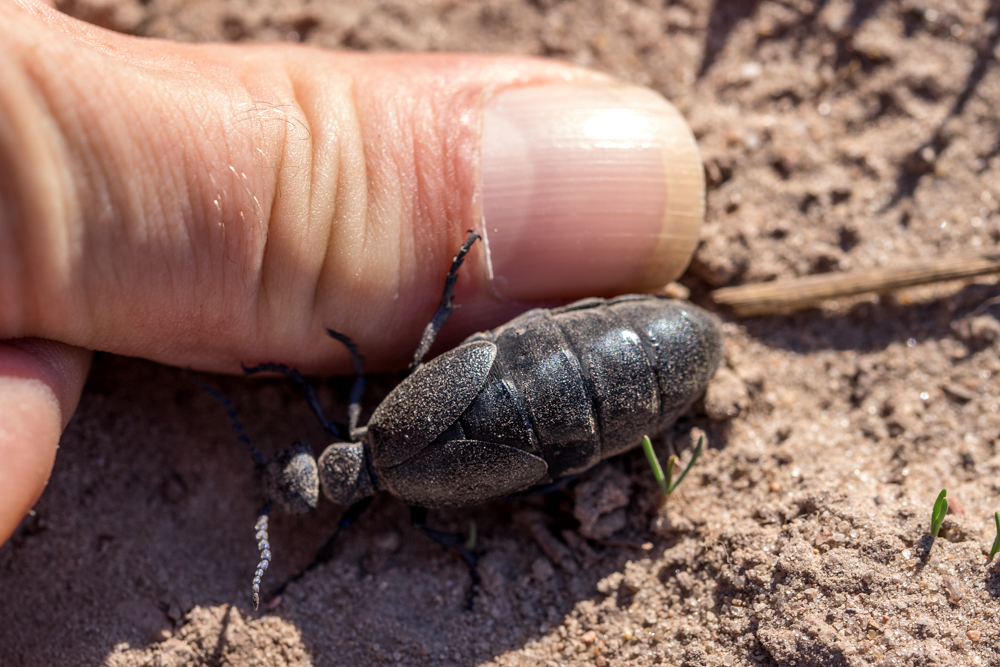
[228,231,723,609]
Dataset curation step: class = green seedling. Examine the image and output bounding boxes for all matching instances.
[643,433,704,497]
[930,489,948,538]
[989,512,1000,560]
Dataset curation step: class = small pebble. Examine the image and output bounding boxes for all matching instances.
[943,576,963,604]
[740,61,762,79]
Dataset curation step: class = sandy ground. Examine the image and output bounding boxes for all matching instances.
[3,0,1000,665]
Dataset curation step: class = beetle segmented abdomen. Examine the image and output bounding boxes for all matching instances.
[615,299,723,431]
[473,296,722,479]
[552,304,663,459]
[489,312,602,477]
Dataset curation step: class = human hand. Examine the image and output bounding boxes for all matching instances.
[0,0,705,543]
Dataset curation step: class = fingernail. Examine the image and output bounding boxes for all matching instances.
[481,83,704,301]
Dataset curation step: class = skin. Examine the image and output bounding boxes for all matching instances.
[0,0,699,544]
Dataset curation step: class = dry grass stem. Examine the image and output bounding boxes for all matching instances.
[711,251,1000,316]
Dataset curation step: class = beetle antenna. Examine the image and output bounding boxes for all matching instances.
[408,230,481,373]
[190,373,281,610]
[190,371,267,466]
[324,328,367,438]
[241,362,349,440]
[252,509,272,611]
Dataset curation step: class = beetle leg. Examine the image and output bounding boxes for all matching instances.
[324,328,367,438]
[409,506,480,610]
[241,362,349,440]
[505,474,578,500]
[266,496,375,604]
[408,230,481,373]
[314,496,375,564]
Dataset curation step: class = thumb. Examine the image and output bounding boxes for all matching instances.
[1,1,704,374]
[0,340,90,543]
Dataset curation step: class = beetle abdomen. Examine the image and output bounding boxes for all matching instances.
[468,312,604,476]
[611,298,723,436]
[463,296,722,477]
[361,295,721,508]
[550,299,664,460]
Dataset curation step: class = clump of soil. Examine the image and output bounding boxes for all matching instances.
[3,0,1000,666]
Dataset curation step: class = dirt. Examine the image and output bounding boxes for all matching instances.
[3,0,1000,665]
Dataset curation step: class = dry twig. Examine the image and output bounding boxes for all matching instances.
[710,251,1000,316]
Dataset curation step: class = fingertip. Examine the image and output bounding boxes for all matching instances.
[480,82,704,301]
[0,340,91,544]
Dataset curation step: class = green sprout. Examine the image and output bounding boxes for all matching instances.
[989,512,1000,560]
[643,433,704,497]
[930,489,948,538]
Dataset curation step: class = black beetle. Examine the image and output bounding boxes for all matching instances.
[232,232,723,609]
[317,292,722,508]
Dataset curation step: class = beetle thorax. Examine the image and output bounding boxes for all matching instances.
[317,442,378,506]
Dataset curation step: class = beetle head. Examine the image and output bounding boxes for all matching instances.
[317,442,377,506]
[265,441,320,515]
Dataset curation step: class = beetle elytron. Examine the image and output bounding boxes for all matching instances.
[233,231,722,609]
